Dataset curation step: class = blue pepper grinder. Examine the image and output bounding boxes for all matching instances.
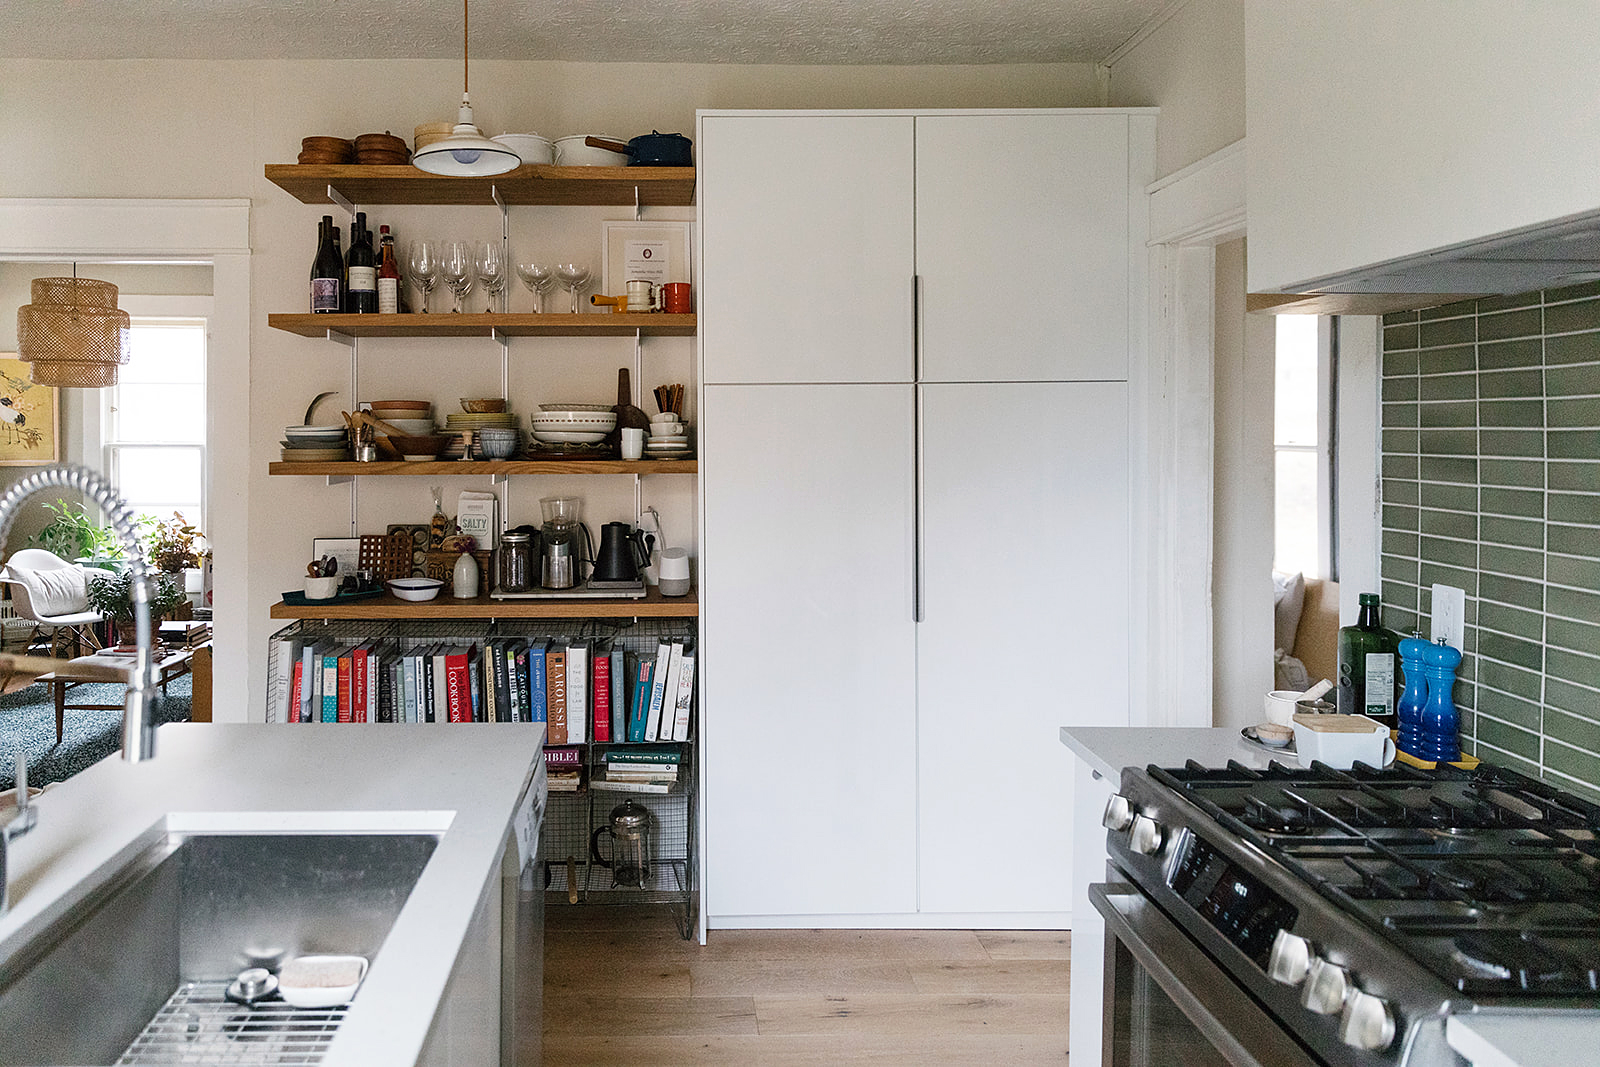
[1418,639,1463,764]
[1396,632,1431,758]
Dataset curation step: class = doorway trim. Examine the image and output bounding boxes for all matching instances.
[0,198,250,721]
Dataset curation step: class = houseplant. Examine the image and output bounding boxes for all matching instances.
[26,499,126,569]
[143,512,206,574]
[84,567,187,645]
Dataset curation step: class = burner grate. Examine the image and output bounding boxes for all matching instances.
[116,982,346,1065]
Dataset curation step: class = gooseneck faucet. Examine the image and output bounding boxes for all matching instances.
[0,465,161,763]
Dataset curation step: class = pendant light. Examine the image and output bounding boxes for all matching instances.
[15,265,130,388]
[413,0,521,177]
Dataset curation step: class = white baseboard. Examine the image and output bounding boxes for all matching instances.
[707,910,1072,931]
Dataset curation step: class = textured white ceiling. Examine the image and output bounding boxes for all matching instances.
[2,0,1166,65]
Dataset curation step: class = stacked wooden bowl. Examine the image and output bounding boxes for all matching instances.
[414,122,454,155]
[355,132,410,165]
[298,136,354,165]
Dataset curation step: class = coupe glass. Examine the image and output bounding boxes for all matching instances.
[516,260,557,314]
[475,240,508,313]
[553,262,591,314]
[441,240,474,313]
[407,239,440,314]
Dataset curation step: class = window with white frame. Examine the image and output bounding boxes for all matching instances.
[1274,315,1333,578]
[103,309,208,530]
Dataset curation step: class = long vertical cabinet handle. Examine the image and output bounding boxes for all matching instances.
[913,274,924,623]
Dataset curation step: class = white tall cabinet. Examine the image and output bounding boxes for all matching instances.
[699,108,1153,925]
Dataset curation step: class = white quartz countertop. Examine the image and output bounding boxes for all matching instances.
[1058,725,1283,782]
[0,723,544,1067]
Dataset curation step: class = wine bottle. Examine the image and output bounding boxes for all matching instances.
[377,224,401,314]
[346,211,378,314]
[1337,592,1400,726]
[310,215,342,313]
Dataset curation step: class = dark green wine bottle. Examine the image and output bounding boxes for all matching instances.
[1337,592,1399,726]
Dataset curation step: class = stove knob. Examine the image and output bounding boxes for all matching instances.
[1102,793,1135,832]
[1339,989,1396,1051]
[1267,930,1314,986]
[1128,814,1164,856]
[1301,958,1349,1015]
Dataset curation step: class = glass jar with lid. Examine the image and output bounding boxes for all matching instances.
[497,530,535,593]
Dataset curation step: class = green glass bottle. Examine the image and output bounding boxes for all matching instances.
[1337,592,1400,726]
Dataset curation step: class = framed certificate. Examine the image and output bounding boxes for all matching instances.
[601,221,692,298]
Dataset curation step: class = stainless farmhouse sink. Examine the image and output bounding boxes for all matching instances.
[0,831,438,1065]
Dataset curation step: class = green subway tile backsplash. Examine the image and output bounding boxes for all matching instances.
[1379,286,1600,795]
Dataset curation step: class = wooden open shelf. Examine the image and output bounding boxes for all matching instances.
[268,312,696,338]
[270,587,698,620]
[270,459,695,476]
[265,164,695,207]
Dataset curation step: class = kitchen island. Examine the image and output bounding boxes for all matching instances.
[0,723,545,1066]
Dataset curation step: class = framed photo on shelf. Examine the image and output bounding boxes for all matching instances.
[601,221,692,299]
[311,537,362,579]
[0,355,59,466]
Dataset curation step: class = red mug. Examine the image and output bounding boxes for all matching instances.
[662,282,692,313]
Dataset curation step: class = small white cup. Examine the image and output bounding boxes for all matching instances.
[620,427,645,460]
[650,410,678,424]
[658,547,691,596]
[1264,690,1302,726]
[303,576,340,600]
[650,423,684,437]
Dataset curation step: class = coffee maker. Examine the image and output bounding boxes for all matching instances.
[537,496,593,589]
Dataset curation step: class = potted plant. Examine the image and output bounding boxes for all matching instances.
[144,512,206,574]
[26,499,127,570]
[85,568,188,646]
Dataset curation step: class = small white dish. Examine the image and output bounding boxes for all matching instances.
[647,434,688,444]
[389,577,444,601]
[278,954,368,1008]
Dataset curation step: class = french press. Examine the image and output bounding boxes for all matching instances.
[589,800,652,888]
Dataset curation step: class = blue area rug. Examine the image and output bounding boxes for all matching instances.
[0,676,191,791]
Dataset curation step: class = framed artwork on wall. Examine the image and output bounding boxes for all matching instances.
[0,355,59,466]
[601,221,692,298]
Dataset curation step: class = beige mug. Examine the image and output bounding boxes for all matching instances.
[626,279,658,312]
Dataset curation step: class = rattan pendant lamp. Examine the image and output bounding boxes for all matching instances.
[15,266,131,388]
[413,0,520,177]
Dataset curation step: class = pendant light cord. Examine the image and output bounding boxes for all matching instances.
[462,0,470,96]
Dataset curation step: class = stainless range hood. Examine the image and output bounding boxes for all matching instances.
[1249,208,1600,315]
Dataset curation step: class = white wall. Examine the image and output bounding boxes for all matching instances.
[1246,1,1600,292]
[1105,0,1245,179]
[1210,239,1274,726]
[1,57,1097,718]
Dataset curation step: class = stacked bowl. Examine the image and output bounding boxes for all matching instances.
[645,410,690,459]
[282,424,349,462]
[532,405,617,449]
[443,407,519,461]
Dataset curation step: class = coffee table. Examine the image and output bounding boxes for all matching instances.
[39,643,207,743]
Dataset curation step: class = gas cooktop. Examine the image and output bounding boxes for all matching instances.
[1151,760,1600,999]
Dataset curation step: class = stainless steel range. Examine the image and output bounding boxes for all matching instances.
[1092,759,1600,1067]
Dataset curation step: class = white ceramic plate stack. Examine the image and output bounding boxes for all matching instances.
[282,424,349,462]
[645,411,690,459]
[532,408,617,446]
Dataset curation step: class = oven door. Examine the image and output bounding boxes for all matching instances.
[1092,883,1321,1067]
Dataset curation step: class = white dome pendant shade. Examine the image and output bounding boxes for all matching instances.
[413,94,521,177]
[412,0,520,178]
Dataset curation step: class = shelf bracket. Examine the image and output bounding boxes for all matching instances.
[491,185,506,212]
[491,327,509,344]
[325,185,355,217]
[325,474,353,487]
[490,472,509,485]
[325,329,356,347]
[633,185,642,221]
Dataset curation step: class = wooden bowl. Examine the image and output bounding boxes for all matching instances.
[388,434,450,460]
[368,399,431,410]
[459,397,508,413]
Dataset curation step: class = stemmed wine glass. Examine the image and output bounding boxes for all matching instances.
[441,240,474,313]
[516,260,557,314]
[553,262,591,314]
[475,241,507,313]
[408,239,439,314]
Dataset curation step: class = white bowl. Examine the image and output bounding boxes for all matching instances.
[531,429,609,445]
[285,425,346,437]
[278,955,368,1009]
[553,135,629,166]
[303,576,340,600]
[380,418,437,435]
[647,434,688,445]
[491,133,553,164]
[389,577,444,602]
[532,419,616,432]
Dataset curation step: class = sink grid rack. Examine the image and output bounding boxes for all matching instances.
[117,981,345,1065]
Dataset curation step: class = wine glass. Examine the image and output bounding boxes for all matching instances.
[553,262,591,314]
[408,239,439,314]
[441,240,474,313]
[516,260,557,314]
[475,240,508,313]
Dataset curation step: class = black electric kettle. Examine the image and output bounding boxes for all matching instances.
[591,522,650,583]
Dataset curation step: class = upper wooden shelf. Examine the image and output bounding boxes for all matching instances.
[270,459,695,476]
[264,164,695,207]
[270,588,698,620]
[268,312,696,338]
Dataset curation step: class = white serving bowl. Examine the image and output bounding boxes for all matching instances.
[388,577,444,602]
[492,133,553,165]
[532,418,617,432]
[553,135,628,167]
[539,402,612,412]
[531,429,609,445]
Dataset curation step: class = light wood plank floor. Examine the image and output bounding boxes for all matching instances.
[541,905,1070,1065]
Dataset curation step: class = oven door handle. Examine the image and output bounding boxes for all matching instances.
[1091,883,1321,1067]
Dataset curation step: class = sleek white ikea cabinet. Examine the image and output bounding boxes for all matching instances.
[698,109,1152,924]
